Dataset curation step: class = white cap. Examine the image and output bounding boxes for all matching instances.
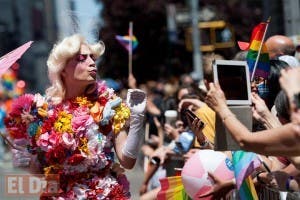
[278,55,300,68]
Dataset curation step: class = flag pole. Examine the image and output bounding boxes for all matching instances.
[128,22,133,75]
[251,17,271,82]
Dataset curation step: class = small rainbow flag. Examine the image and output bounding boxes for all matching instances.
[238,21,270,79]
[157,176,190,200]
[232,151,261,200]
[239,176,259,200]
[115,35,138,52]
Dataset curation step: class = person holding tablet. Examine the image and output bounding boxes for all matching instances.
[205,80,300,156]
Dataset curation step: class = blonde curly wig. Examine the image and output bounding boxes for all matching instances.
[45,34,105,104]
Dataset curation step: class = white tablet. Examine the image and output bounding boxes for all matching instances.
[213,60,252,105]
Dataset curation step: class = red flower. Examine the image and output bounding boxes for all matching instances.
[45,145,66,165]
[98,96,108,106]
[10,94,34,116]
[67,153,85,165]
[107,184,128,200]
[41,116,56,133]
[5,118,27,139]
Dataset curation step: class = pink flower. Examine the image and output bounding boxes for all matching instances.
[48,131,60,145]
[10,94,34,116]
[61,133,76,150]
[71,107,93,133]
[36,132,52,151]
[36,131,60,151]
[97,81,108,94]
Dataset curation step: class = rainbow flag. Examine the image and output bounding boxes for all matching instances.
[238,22,270,79]
[232,151,261,200]
[239,176,259,200]
[115,35,138,52]
[157,176,190,200]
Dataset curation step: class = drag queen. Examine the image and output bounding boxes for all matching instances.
[5,34,146,199]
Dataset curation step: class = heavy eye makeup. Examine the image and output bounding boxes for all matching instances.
[76,54,96,62]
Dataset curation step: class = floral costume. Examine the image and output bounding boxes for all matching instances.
[5,81,131,199]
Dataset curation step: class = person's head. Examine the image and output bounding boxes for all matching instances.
[265,35,296,59]
[46,34,105,104]
[266,59,289,108]
[274,90,290,124]
[179,74,194,86]
[202,53,224,87]
[233,50,247,61]
[278,55,300,68]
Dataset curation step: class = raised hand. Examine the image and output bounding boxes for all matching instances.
[198,172,235,199]
[205,83,227,113]
[126,89,147,115]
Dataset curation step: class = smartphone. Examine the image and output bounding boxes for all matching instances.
[184,109,205,129]
[173,131,195,154]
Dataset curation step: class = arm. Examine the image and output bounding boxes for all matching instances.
[287,157,300,171]
[139,157,160,195]
[114,89,147,169]
[178,98,205,112]
[205,82,300,156]
[153,116,164,147]
[128,73,137,89]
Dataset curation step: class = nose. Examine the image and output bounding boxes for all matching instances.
[87,55,96,67]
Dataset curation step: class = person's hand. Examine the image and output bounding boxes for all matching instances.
[164,123,179,138]
[198,172,235,199]
[128,73,137,89]
[205,83,227,113]
[111,163,125,177]
[139,183,148,195]
[153,116,162,130]
[270,171,299,191]
[251,92,270,122]
[187,116,206,144]
[126,89,147,115]
[12,139,31,168]
[280,68,300,101]
[101,97,122,125]
[254,171,275,186]
[178,98,205,113]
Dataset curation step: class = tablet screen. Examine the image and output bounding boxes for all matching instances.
[213,60,251,105]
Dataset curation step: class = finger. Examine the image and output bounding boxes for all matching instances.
[207,171,221,183]
[215,82,221,90]
[198,190,213,198]
[208,82,215,91]
[251,93,258,102]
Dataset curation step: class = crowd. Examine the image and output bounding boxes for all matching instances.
[0,32,300,200]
